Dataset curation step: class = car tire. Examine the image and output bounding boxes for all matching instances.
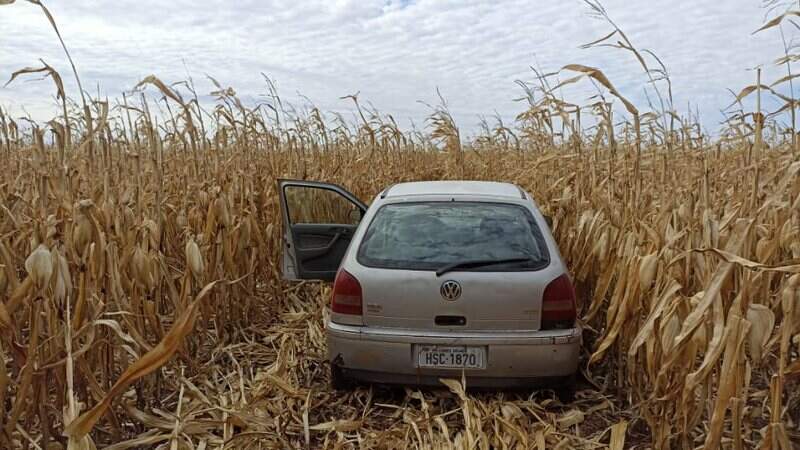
[330,365,353,391]
[555,374,576,403]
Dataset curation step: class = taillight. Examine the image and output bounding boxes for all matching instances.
[331,269,362,315]
[541,274,576,330]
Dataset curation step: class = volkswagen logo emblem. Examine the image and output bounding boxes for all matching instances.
[440,280,462,301]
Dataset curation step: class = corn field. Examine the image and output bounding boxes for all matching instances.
[1,1,800,449]
[0,88,797,449]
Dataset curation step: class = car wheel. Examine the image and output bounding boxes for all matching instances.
[330,365,353,391]
[554,374,576,403]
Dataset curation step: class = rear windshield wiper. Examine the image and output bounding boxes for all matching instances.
[435,257,534,277]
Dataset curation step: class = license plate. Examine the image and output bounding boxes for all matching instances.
[416,345,486,369]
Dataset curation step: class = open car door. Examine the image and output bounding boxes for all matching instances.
[278,179,367,281]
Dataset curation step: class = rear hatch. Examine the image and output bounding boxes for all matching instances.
[348,200,559,331]
[353,267,561,331]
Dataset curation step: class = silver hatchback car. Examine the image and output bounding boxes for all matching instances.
[278,180,580,393]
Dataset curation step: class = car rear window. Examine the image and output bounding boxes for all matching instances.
[356,202,550,271]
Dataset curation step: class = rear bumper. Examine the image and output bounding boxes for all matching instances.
[326,320,581,387]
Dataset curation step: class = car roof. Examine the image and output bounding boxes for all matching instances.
[382,181,525,199]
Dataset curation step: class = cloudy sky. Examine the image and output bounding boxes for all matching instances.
[0,0,791,136]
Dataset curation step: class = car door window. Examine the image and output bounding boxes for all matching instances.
[285,185,361,225]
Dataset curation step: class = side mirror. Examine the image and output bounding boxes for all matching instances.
[347,208,363,224]
[543,215,553,228]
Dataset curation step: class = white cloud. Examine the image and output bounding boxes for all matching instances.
[0,0,785,136]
